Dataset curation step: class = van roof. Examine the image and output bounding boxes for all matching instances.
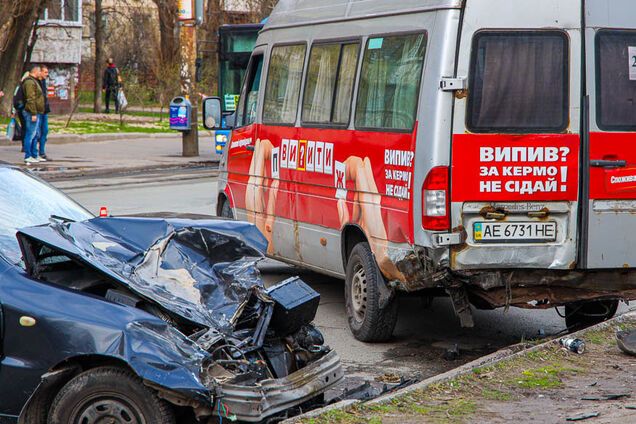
[265,0,464,30]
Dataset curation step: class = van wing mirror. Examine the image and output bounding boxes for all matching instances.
[202,97,223,130]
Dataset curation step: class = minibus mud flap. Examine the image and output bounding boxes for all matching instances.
[442,277,474,328]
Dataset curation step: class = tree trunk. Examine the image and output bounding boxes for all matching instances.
[0,1,42,115]
[154,0,178,65]
[94,0,104,113]
[24,2,48,73]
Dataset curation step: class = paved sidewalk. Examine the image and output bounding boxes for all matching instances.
[0,134,218,180]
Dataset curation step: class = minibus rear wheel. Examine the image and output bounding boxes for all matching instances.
[564,299,619,332]
[345,242,398,342]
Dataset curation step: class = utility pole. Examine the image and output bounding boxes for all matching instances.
[178,0,203,157]
[179,24,199,157]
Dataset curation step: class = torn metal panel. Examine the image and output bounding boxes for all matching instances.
[463,269,636,309]
[17,217,268,333]
[392,245,447,292]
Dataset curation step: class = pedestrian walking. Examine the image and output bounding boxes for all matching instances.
[21,65,45,165]
[102,58,121,113]
[11,72,30,149]
[37,65,51,161]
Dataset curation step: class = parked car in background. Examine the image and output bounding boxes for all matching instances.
[0,166,342,423]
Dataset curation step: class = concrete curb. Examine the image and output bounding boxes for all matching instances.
[46,133,179,144]
[283,311,636,423]
[32,161,219,182]
[0,133,179,147]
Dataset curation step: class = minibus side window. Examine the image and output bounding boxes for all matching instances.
[467,31,568,133]
[263,44,307,125]
[302,42,360,126]
[596,30,636,131]
[236,54,264,128]
[355,32,426,131]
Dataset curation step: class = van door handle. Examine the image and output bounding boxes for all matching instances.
[590,160,626,168]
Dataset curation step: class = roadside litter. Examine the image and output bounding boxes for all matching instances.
[616,329,636,356]
[566,412,600,422]
[560,337,586,354]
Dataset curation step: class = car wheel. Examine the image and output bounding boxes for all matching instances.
[48,366,175,424]
[345,242,398,342]
[219,197,233,219]
[564,299,619,332]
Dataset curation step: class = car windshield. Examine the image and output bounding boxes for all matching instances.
[0,168,93,266]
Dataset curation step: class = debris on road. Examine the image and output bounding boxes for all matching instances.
[566,412,600,421]
[442,343,461,360]
[560,337,586,354]
[581,393,631,401]
[616,329,636,356]
[375,373,402,384]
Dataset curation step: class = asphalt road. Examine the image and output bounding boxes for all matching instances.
[55,170,635,388]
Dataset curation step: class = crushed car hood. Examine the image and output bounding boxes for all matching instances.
[17,217,269,333]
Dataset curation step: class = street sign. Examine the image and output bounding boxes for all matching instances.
[178,0,203,25]
[178,0,194,21]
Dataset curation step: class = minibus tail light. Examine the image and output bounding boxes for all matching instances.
[422,166,450,231]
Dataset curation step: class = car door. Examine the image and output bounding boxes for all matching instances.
[450,0,581,270]
[585,0,636,268]
[225,48,265,224]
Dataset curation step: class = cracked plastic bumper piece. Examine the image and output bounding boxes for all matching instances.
[215,350,343,422]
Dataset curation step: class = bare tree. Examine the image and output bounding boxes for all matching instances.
[0,0,48,115]
[151,0,178,65]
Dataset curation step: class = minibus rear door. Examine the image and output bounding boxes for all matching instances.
[585,0,636,268]
[449,0,582,270]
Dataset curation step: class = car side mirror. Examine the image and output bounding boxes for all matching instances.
[202,97,222,130]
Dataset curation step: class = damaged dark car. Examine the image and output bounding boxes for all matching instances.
[0,166,343,423]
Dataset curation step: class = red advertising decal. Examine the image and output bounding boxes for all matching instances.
[452,134,579,202]
[225,124,417,247]
[589,133,636,200]
[605,168,636,194]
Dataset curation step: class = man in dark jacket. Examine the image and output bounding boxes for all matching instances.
[102,58,120,113]
[22,65,45,165]
[36,65,51,161]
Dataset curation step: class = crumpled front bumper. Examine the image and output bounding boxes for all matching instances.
[215,350,343,422]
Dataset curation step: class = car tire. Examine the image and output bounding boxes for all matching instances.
[345,242,398,342]
[48,366,175,424]
[564,299,619,332]
[219,197,233,219]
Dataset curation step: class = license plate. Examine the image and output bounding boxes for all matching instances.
[473,221,557,243]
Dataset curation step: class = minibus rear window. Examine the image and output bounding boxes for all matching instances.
[263,44,307,125]
[467,31,568,133]
[355,32,427,131]
[596,30,636,131]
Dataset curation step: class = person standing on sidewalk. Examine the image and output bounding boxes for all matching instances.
[36,65,50,161]
[22,65,45,165]
[102,58,121,114]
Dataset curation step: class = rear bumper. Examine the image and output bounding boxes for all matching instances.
[215,350,343,422]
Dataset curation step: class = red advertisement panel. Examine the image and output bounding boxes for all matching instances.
[590,133,636,200]
[226,124,417,244]
[451,134,580,202]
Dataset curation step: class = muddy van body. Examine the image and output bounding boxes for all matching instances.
[215,0,636,341]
